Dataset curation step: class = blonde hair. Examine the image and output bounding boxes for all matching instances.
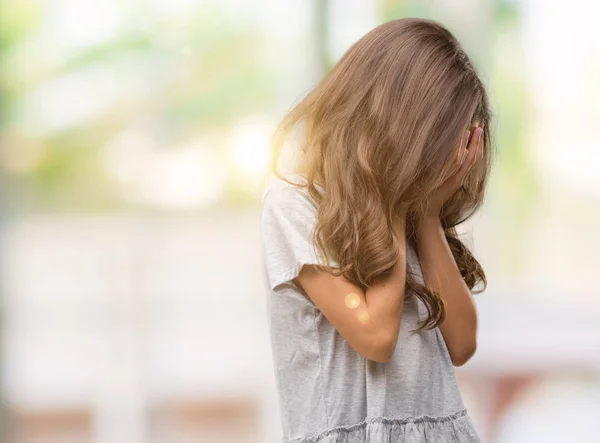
[271,18,492,331]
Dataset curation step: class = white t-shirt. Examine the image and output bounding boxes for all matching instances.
[260,172,480,443]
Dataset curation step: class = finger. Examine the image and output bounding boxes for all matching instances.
[471,126,484,166]
[477,126,485,162]
[458,127,483,175]
[459,127,479,168]
[461,127,481,168]
[466,125,480,152]
[458,129,471,166]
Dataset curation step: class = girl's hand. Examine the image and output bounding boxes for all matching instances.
[426,126,484,217]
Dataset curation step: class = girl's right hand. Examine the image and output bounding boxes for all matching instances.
[426,126,484,218]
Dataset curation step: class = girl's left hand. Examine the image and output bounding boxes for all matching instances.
[426,126,484,217]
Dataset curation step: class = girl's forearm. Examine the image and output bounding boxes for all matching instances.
[416,215,478,366]
[363,216,407,354]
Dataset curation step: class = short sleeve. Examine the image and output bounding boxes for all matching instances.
[260,180,336,291]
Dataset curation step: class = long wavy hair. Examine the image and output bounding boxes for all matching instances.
[270,18,493,331]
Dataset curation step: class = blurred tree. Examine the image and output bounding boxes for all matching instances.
[485,0,540,276]
[380,0,430,21]
[315,0,331,75]
[0,4,278,211]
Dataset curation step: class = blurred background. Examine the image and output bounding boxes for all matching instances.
[1,0,599,442]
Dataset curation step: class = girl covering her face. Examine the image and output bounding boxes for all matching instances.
[261,17,491,443]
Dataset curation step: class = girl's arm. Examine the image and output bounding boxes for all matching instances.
[415,216,478,366]
[415,126,484,366]
[293,215,407,363]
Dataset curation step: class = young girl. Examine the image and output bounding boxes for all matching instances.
[260,18,491,443]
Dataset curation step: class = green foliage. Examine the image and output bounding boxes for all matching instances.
[0,0,41,49]
[492,0,520,27]
[379,0,430,22]
[1,6,279,210]
[61,36,155,74]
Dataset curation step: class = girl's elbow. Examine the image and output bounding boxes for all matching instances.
[368,345,395,363]
[450,340,477,367]
[365,329,397,363]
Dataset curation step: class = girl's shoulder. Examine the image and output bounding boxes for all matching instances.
[260,173,326,291]
[260,173,321,247]
[261,173,314,209]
